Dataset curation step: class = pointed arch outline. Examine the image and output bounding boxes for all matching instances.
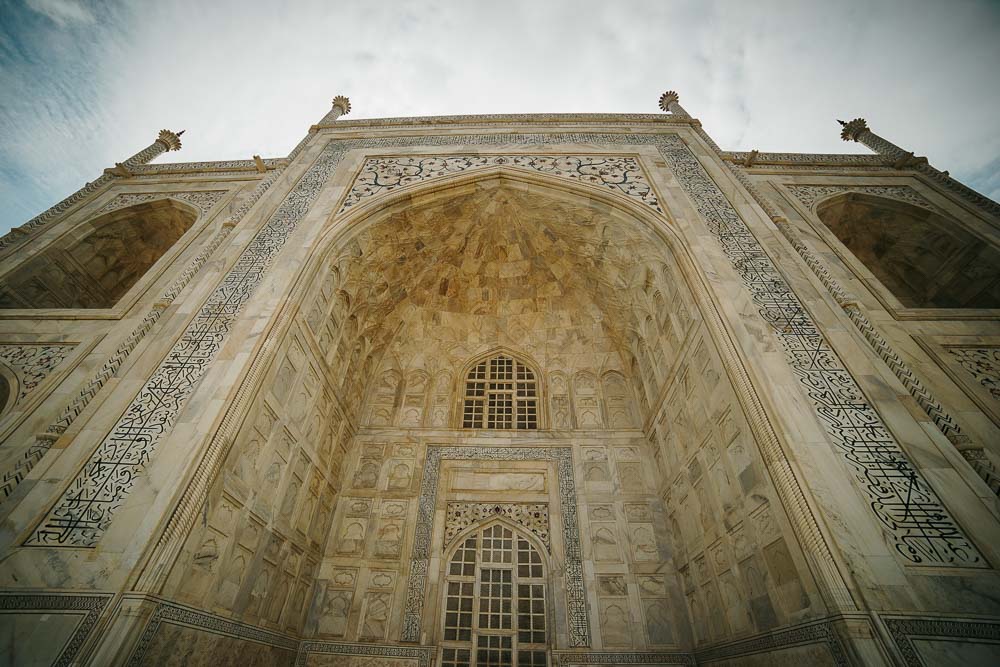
[0,361,20,419]
[811,190,1000,311]
[296,162,854,612]
[135,156,857,634]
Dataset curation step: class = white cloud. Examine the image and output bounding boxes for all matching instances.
[25,0,95,26]
[2,0,998,231]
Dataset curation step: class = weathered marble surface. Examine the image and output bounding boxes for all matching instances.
[0,108,998,666]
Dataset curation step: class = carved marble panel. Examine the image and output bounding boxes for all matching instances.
[341,155,661,214]
[444,502,550,551]
[946,347,1000,403]
[785,184,935,212]
[99,190,227,215]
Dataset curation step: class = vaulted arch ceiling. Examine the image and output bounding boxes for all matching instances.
[318,176,694,419]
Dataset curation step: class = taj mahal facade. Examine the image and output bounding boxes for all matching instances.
[0,93,999,666]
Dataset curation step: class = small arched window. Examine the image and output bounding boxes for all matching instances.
[462,354,538,429]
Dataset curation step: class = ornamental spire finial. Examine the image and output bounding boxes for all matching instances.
[838,118,868,142]
[332,95,352,116]
[658,90,680,112]
[156,129,184,152]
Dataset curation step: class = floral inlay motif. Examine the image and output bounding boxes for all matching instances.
[341,155,660,213]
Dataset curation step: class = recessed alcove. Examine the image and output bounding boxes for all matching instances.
[0,199,197,309]
[816,193,1000,309]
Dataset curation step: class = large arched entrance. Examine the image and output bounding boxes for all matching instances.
[168,167,824,656]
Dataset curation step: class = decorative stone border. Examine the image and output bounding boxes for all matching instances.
[724,151,888,167]
[296,641,435,667]
[402,446,588,647]
[881,615,1000,667]
[785,184,936,212]
[693,616,849,666]
[126,598,299,667]
[98,190,227,215]
[341,155,661,214]
[553,651,694,666]
[0,592,112,667]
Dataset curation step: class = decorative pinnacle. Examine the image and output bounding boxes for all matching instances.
[332,95,352,116]
[658,90,679,112]
[156,129,184,151]
[838,118,868,142]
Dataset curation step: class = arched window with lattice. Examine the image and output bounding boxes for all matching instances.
[441,522,549,667]
[461,353,538,430]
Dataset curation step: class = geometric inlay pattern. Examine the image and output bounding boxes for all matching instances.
[444,502,550,552]
[296,641,435,667]
[881,615,1000,667]
[340,155,661,214]
[658,134,984,567]
[127,599,299,667]
[402,446,588,647]
[555,652,695,666]
[0,592,112,667]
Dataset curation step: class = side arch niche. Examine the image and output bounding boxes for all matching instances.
[815,192,1000,309]
[0,198,198,309]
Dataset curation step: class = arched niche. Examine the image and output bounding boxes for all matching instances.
[0,198,198,309]
[816,193,1000,309]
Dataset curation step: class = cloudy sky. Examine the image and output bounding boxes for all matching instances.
[1,0,998,232]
